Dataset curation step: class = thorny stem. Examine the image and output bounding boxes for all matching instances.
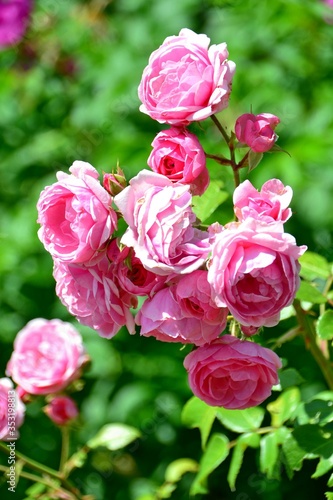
[210,114,241,188]
[293,299,333,390]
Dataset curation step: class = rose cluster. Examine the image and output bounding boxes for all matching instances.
[35,28,306,410]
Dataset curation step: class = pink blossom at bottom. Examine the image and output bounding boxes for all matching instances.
[184,335,281,409]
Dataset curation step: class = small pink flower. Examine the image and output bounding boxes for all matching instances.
[233,179,292,223]
[235,113,280,153]
[114,170,211,276]
[37,161,117,265]
[184,335,281,409]
[136,270,228,346]
[138,28,236,125]
[44,396,79,426]
[0,0,33,49]
[0,378,25,441]
[53,249,137,339]
[6,319,88,395]
[147,127,209,195]
[207,218,306,327]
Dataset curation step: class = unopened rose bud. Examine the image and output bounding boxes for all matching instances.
[44,396,79,426]
[103,168,127,196]
[240,325,259,337]
[235,113,280,153]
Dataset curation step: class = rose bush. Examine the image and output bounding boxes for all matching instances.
[147,127,209,195]
[208,218,306,327]
[235,113,280,153]
[136,270,228,345]
[183,335,282,409]
[138,28,235,125]
[6,319,88,395]
[0,378,25,441]
[233,179,292,223]
[37,161,117,264]
[114,170,211,275]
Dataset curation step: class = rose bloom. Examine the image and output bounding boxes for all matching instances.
[138,28,236,125]
[110,243,167,297]
[37,161,117,264]
[44,396,79,426]
[0,378,25,441]
[114,170,211,276]
[0,0,33,49]
[6,319,88,395]
[53,249,137,339]
[184,335,281,409]
[233,179,292,223]
[235,113,280,153]
[147,127,209,195]
[207,218,306,327]
[136,270,228,346]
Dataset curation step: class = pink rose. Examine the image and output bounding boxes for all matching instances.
[184,335,281,409]
[44,396,79,426]
[53,250,137,338]
[147,127,209,195]
[114,170,211,275]
[0,378,25,441]
[136,271,228,346]
[110,243,167,296]
[207,218,306,327]
[138,28,236,125]
[37,161,117,264]
[233,179,292,223]
[235,113,280,153]
[0,0,33,49]
[6,319,88,395]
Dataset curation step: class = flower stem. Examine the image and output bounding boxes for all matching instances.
[60,426,70,474]
[293,299,333,390]
[211,114,230,145]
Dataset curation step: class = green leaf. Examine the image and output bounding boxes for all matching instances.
[299,251,331,281]
[293,424,333,458]
[227,433,260,491]
[312,455,333,478]
[317,310,333,340]
[281,432,308,472]
[182,396,216,449]
[296,280,327,304]
[260,432,280,479]
[87,423,141,451]
[190,433,229,496]
[267,387,301,427]
[247,150,263,172]
[164,459,199,483]
[303,392,333,426]
[328,473,333,487]
[192,180,228,222]
[215,406,265,433]
[279,368,305,390]
[326,492,333,500]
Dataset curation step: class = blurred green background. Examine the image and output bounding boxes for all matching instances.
[0,0,333,498]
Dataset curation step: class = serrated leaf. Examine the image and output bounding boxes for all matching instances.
[182,396,216,449]
[299,252,331,281]
[267,387,301,427]
[304,392,333,426]
[317,310,333,340]
[296,280,327,304]
[312,455,333,478]
[190,433,229,496]
[279,368,305,390]
[328,473,333,487]
[293,424,333,458]
[248,150,263,172]
[215,406,264,433]
[192,180,228,222]
[87,424,141,451]
[165,459,198,483]
[325,493,333,500]
[281,432,308,472]
[227,433,260,491]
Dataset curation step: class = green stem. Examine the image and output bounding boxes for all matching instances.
[293,299,333,390]
[211,114,230,145]
[60,426,70,474]
[205,153,232,166]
